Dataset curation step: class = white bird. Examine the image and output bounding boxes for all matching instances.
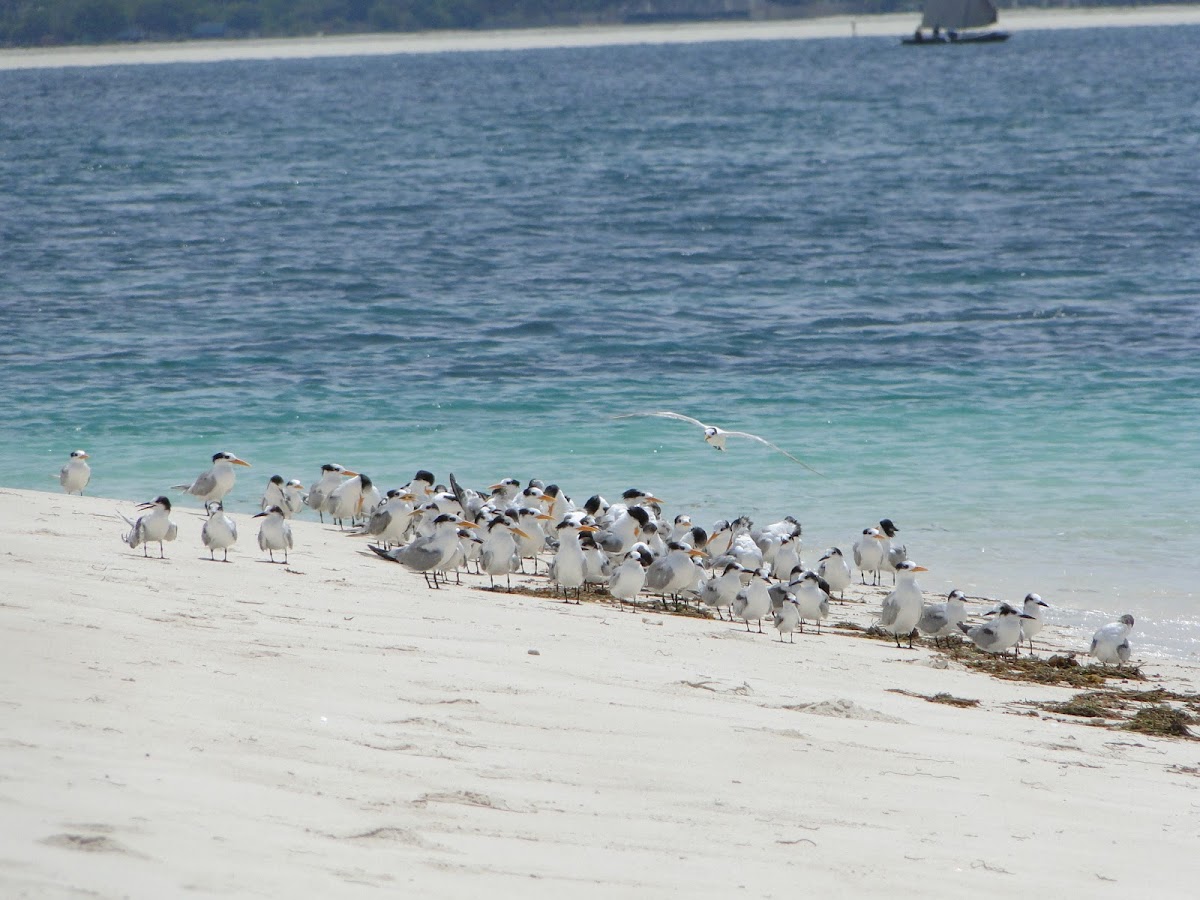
[958,602,1034,656]
[548,520,598,602]
[254,505,293,564]
[306,464,356,522]
[281,479,307,519]
[772,596,802,643]
[1019,592,1050,655]
[789,570,831,634]
[817,547,852,600]
[608,546,653,604]
[853,527,887,586]
[120,496,178,558]
[581,532,614,585]
[200,500,238,562]
[1089,614,1135,666]
[172,451,251,504]
[699,562,748,620]
[479,517,528,590]
[612,411,823,475]
[917,589,968,647]
[324,473,374,528]
[261,475,287,512]
[59,449,91,495]
[876,519,906,584]
[770,534,802,582]
[732,568,773,633]
[644,541,706,602]
[877,560,928,648]
[368,513,476,589]
[352,490,416,546]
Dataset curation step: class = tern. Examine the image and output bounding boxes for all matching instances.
[958,602,1034,656]
[644,541,706,604]
[789,570,831,634]
[608,546,653,604]
[254,506,293,564]
[306,464,357,522]
[772,596,801,643]
[261,475,287,513]
[1018,593,1050,655]
[732,568,772,633]
[698,562,748,620]
[368,513,475,589]
[324,473,374,528]
[917,589,968,647]
[59,449,91,495]
[1089,614,1135,666]
[201,500,238,562]
[479,516,529,590]
[121,496,178,558]
[172,451,251,504]
[612,411,822,475]
[548,520,598,602]
[853,527,887,586]
[281,479,307,518]
[817,547,852,600]
[877,560,927,648]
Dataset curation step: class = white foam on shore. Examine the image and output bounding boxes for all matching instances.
[2,6,1199,70]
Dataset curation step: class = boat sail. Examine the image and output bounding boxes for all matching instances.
[903,0,1010,43]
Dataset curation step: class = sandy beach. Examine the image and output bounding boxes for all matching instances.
[2,6,1200,70]
[2,485,1198,897]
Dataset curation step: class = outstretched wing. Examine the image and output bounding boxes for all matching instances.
[722,431,824,477]
[612,411,707,430]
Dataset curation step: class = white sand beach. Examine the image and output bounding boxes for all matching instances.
[2,486,1199,897]
[2,6,1200,70]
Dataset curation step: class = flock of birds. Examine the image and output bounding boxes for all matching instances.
[58,446,1137,667]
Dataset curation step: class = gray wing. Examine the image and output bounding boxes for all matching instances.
[879,593,900,628]
[165,522,178,542]
[201,521,214,548]
[284,524,293,550]
[722,431,824,477]
[368,508,392,535]
[644,559,672,591]
[917,604,947,634]
[613,411,707,430]
[852,542,864,568]
[186,470,218,497]
[398,539,442,572]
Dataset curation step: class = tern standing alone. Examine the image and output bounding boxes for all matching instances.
[59,449,91,495]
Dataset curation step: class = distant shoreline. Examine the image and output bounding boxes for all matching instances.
[3,5,1200,70]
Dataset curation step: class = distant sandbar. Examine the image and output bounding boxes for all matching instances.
[2,5,1199,71]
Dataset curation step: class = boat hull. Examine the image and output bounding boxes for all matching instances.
[902,31,1010,44]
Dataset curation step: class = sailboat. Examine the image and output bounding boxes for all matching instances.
[902,0,1010,44]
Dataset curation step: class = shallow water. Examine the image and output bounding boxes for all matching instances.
[2,25,1198,657]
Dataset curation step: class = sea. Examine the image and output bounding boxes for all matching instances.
[2,24,1197,658]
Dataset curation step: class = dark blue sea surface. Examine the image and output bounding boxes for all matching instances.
[2,25,1197,655]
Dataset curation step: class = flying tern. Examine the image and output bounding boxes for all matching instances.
[612,411,822,475]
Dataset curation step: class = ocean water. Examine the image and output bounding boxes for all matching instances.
[2,25,1198,658]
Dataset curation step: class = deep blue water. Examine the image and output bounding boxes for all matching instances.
[2,25,1198,656]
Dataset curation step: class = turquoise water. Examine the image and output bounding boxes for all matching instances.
[2,26,1198,656]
